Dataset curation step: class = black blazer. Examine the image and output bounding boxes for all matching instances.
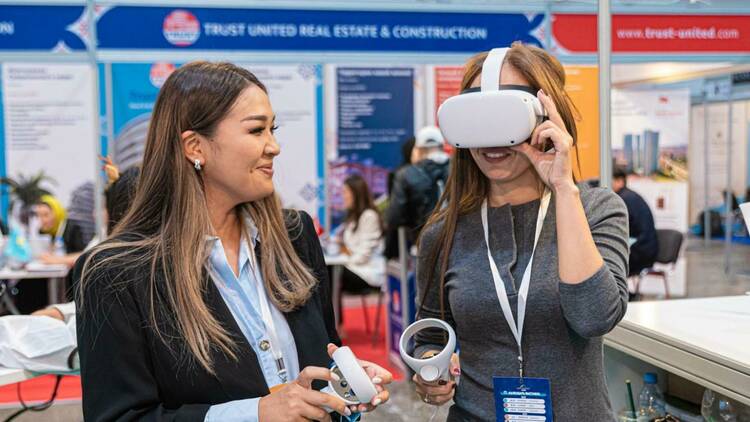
[75,211,340,421]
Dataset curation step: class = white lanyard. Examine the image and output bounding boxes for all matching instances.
[480,189,551,379]
[247,237,288,384]
[207,235,288,384]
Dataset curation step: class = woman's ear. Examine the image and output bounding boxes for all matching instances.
[181,130,204,167]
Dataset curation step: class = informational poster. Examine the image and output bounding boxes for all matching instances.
[110,62,174,170]
[109,62,324,222]
[242,64,324,224]
[689,101,749,226]
[612,89,690,181]
[425,65,463,125]
[563,65,600,181]
[328,66,416,226]
[2,63,97,209]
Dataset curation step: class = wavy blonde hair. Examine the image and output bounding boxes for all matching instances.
[79,62,317,373]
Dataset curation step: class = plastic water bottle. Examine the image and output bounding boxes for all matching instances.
[638,373,666,419]
[702,389,739,422]
[54,236,65,256]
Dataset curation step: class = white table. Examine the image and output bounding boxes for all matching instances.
[324,255,348,327]
[0,367,35,387]
[0,264,69,314]
[604,295,750,407]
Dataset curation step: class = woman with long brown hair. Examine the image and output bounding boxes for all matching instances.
[334,174,384,329]
[412,42,629,421]
[76,62,391,422]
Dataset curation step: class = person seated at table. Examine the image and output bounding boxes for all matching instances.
[612,167,658,276]
[335,174,385,326]
[31,167,141,321]
[33,195,88,267]
[10,195,89,314]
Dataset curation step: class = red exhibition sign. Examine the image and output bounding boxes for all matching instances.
[552,14,750,53]
[434,66,463,115]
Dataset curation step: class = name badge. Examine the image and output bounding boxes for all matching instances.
[493,377,553,422]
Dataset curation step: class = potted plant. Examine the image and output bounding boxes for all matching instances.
[0,171,55,225]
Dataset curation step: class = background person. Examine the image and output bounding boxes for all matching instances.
[334,174,384,328]
[385,125,450,254]
[613,167,658,277]
[32,166,141,322]
[384,136,416,259]
[413,43,629,421]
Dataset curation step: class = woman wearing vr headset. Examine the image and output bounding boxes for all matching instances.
[75,62,391,422]
[413,42,629,421]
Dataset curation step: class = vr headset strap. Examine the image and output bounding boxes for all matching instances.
[480,47,508,93]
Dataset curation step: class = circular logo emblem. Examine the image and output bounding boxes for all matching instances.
[149,62,176,88]
[163,10,200,47]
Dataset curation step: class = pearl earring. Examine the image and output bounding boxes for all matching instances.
[194,159,202,171]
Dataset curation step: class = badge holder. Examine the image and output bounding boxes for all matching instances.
[493,376,553,422]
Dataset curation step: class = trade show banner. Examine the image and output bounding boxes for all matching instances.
[0,5,88,51]
[109,62,325,222]
[96,7,544,52]
[612,89,690,297]
[552,14,750,54]
[329,66,415,226]
[1,63,98,209]
[563,65,600,181]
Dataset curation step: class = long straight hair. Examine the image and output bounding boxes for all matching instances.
[418,42,581,320]
[344,174,382,232]
[79,62,318,373]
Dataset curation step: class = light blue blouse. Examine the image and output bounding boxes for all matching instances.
[204,216,300,422]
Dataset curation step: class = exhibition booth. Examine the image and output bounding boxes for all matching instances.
[0,0,749,420]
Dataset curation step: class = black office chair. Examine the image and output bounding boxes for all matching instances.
[635,229,684,299]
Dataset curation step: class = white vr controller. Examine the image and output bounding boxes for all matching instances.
[399,318,456,382]
[437,47,547,149]
[323,346,378,406]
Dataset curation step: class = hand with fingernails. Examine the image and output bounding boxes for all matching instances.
[413,353,460,406]
[326,343,393,415]
[511,89,577,194]
[258,343,392,421]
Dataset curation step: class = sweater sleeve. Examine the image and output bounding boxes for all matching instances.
[558,188,630,338]
[413,221,456,357]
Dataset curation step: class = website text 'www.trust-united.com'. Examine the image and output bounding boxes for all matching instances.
[616,26,741,40]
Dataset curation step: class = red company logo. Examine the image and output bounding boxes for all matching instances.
[163,10,200,47]
[658,96,669,104]
[149,63,176,88]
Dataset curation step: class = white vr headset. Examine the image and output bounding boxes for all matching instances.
[399,318,456,382]
[437,47,547,149]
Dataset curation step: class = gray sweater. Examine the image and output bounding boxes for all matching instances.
[415,185,630,422]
